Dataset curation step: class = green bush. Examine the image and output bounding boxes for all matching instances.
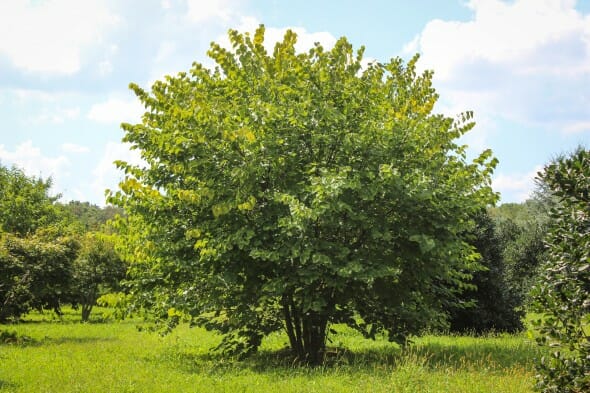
[530,148,590,392]
[0,232,78,322]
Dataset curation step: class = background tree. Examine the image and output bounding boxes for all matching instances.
[0,163,80,322]
[530,148,590,393]
[0,165,61,236]
[491,199,549,306]
[110,26,498,364]
[71,232,126,321]
[59,201,123,232]
[0,231,78,322]
[447,211,523,333]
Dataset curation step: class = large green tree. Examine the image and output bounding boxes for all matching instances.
[111,26,498,363]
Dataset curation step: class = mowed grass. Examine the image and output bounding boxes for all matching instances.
[1,309,540,393]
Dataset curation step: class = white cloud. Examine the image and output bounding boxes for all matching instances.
[97,44,118,76]
[88,96,144,124]
[31,107,80,124]
[563,121,590,134]
[11,89,57,103]
[3,88,81,125]
[155,41,177,63]
[492,165,543,202]
[92,141,145,205]
[98,60,113,75]
[0,140,70,197]
[0,0,119,74]
[61,143,90,153]
[186,0,235,23]
[407,0,590,80]
[405,0,590,134]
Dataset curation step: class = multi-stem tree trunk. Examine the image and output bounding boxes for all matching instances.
[80,288,97,322]
[81,303,93,322]
[282,295,328,365]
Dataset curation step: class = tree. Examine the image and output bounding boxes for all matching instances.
[71,232,126,321]
[447,211,523,333]
[110,26,498,364]
[59,201,124,232]
[0,163,80,322]
[0,230,78,322]
[491,199,549,306]
[0,165,61,236]
[530,148,590,392]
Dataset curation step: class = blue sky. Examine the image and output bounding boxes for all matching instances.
[0,0,589,205]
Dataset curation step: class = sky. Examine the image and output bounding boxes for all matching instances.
[0,0,589,206]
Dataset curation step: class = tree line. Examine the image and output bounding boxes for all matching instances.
[0,165,125,322]
[0,160,550,331]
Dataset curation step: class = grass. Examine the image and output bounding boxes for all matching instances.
[0,308,540,392]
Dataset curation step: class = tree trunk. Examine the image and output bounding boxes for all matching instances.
[282,295,328,365]
[80,288,97,322]
[81,303,93,322]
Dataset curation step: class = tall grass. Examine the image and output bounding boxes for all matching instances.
[0,309,540,392]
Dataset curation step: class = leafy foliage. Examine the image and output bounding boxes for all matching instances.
[0,165,61,236]
[448,211,523,333]
[0,231,79,322]
[59,201,123,232]
[0,163,129,322]
[111,26,498,363]
[70,232,126,321]
[0,163,81,321]
[531,148,590,392]
[491,199,549,306]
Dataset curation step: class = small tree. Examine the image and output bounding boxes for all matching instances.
[111,26,498,363]
[531,148,590,392]
[71,232,126,321]
[0,231,78,322]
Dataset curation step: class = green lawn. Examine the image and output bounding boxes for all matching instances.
[1,309,539,392]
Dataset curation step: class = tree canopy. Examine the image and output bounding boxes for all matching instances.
[59,201,123,232]
[0,230,79,322]
[71,232,126,321]
[110,26,498,363]
[0,165,61,236]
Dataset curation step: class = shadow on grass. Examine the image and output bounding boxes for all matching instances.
[4,307,133,325]
[1,334,117,348]
[40,336,118,346]
[158,334,540,376]
[5,316,134,325]
[0,380,18,390]
[409,340,539,370]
